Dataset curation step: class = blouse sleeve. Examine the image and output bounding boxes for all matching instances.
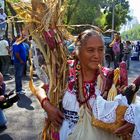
[124,104,135,124]
[124,104,140,140]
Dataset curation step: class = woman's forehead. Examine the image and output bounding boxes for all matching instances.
[84,36,104,47]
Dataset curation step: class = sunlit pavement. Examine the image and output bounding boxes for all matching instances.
[0,72,45,140]
[0,59,140,140]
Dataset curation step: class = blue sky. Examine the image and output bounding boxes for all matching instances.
[129,0,140,23]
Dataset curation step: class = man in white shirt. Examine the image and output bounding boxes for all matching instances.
[0,8,7,30]
[0,35,10,75]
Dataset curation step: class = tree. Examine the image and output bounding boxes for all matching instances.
[121,25,140,41]
[65,0,131,34]
[5,0,23,38]
[65,0,105,34]
[101,0,131,31]
[7,0,131,35]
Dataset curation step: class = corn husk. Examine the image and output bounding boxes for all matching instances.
[8,0,69,139]
[8,1,106,139]
[107,68,120,101]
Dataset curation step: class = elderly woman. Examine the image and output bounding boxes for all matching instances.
[34,29,137,140]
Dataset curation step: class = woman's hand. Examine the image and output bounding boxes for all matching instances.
[114,120,134,137]
[43,100,64,128]
[35,86,64,128]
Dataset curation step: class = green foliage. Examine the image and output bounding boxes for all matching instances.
[5,0,20,15]
[101,0,131,31]
[121,25,140,41]
[66,0,131,34]
[65,0,104,34]
[66,0,101,25]
[9,0,20,2]
[7,0,131,34]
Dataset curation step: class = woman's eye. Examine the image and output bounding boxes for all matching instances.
[99,49,103,51]
[87,49,94,52]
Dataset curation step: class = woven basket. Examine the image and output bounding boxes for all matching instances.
[92,106,128,133]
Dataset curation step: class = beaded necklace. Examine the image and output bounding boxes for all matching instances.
[75,61,98,105]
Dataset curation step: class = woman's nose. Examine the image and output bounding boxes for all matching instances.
[93,50,99,58]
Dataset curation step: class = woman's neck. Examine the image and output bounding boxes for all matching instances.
[81,68,97,82]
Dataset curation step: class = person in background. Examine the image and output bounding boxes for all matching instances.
[12,32,27,94]
[23,39,30,76]
[9,36,17,65]
[0,8,7,31]
[123,40,132,70]
[110,33,121,68]
[119,37,124,63]
[0,72,7,130]
[0,35,11,76]
[136,41,140,57]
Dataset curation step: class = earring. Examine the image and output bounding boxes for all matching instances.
[76,61,81,76]
[76,60,81,70]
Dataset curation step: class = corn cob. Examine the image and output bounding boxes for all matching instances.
[107,68,120,101]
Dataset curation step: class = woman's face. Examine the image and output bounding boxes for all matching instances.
[114,34,120,41]
[78,36,104,71]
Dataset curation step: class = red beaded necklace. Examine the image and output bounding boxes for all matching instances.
[75,61,98,105]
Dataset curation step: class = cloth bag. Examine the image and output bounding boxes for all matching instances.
[68,105,121,140]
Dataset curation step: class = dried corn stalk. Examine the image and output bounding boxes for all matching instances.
[10,0,69,104]
[9,0,70,139]
[8,1,104,139]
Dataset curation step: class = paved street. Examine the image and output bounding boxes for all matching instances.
[0,70,44,140]
[0,60,140,140]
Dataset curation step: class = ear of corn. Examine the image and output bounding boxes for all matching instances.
[107,68,120,101]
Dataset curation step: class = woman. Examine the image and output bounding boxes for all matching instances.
[34,29,134,140]
[110,33,121,68]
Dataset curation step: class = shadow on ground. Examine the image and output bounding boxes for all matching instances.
[0,134,13,140]
[17,94,34,110]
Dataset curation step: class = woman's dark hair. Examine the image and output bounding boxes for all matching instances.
[75,29,104,48]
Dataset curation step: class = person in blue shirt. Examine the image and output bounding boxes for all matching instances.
[23,39,30,76]
[12,33,27,94]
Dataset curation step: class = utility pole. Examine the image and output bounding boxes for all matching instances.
[111,0,115,40]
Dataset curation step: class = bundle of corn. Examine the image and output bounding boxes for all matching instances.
[10,0,69,103]
[8,1,105,139]
[9,0,71,139]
